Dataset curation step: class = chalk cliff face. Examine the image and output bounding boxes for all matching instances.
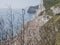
[51,3,60,15]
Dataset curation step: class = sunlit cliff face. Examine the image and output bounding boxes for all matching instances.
[51,6,60,15]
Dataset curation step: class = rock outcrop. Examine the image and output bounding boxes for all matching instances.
[27,5,39,14]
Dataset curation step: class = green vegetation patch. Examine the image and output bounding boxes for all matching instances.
[43,0,60,9]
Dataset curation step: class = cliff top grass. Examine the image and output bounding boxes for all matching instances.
[43,0,60,10]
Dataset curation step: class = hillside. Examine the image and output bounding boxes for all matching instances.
[1,0,60,45]
[39,15,60,45]
[21,0,60,45]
